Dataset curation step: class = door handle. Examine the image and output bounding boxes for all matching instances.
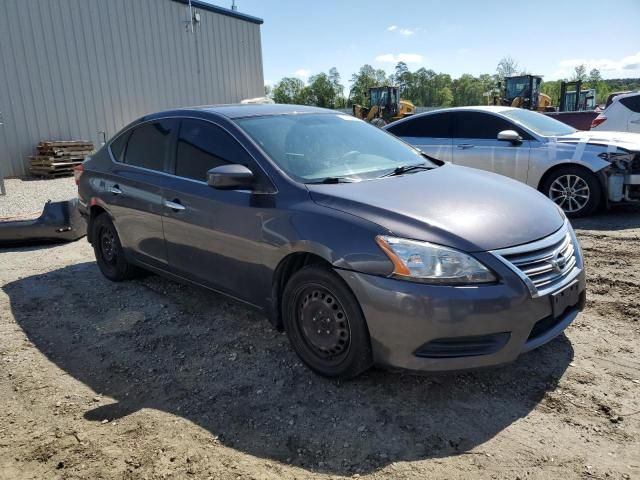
[630,119,640,124]
[457,144,474,149]
[164,199,186,212]
[110,185,122,195]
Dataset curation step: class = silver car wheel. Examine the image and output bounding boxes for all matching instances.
[549,174,590,213]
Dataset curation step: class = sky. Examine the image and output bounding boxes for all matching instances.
[206,0,640,88]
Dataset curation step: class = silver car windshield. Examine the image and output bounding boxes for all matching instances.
[235,113,435,183]
[501,109,577,137]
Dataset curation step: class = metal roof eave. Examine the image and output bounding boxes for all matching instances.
[171,0,263,25]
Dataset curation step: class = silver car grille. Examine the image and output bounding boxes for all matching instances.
[492,223,580,297]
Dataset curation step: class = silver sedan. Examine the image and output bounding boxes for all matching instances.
[385,106,640,217]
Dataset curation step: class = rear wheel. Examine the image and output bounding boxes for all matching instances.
[92,213,139,281]
[282,265,373,379]
[541,166,601,218]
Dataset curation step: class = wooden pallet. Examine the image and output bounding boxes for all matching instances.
[31,155,85,165]
[37,140,94,158]
[29,168,76,178]
[29,140,94,178]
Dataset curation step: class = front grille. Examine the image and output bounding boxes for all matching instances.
[492,224,579,297]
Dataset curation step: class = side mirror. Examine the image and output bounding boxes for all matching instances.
[497,129,523,144]
[207,164,254,190]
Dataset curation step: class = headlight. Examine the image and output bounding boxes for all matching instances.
[376,235,496,284]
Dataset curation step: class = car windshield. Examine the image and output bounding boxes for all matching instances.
[235,113,435,183]
[501,109,577,137]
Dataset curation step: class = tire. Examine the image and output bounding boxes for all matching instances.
[91,213,140,281]
[282,265,373,379]
[541,166,602,218]
[370,117,387,128]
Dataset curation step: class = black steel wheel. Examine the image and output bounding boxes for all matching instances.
[92,213,139,281]
[282,265,373,379]
[297,285,351,363]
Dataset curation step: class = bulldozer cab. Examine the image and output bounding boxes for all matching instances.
[504,75,542,110]
[368,86,399,116]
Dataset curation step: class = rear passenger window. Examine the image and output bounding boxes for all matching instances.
[124,120,175,171]
[387,113,452,138]
[620,95,640,113]
[175,119,252,182]
[454,112,529,139]
[109,130,130,163]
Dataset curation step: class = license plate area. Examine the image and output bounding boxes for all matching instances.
[551,280,580,319]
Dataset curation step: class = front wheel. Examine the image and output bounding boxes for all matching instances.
[282,266,373,379]
[541,166,602,218]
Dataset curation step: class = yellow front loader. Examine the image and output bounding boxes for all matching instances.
[352,86,415,127]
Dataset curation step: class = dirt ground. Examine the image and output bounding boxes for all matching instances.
[1,208,639,480]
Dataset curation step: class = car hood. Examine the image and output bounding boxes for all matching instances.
[555,130,640,152]
[307,164,565,252]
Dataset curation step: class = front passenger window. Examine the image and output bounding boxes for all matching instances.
[175,119,252,182]
[454,112,528,140]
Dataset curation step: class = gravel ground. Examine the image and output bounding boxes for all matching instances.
[0,207,639,479]
[0,178,77,218]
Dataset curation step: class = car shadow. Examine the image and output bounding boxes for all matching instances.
[4,262,574,475]
[572,204,640,231]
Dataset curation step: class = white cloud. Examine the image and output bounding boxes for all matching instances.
[293,69,311,80]
[553,51,640,78]
[387,25,398,31]
[457,48,471,54]
[399,28,415,36]
[375,53,423,65]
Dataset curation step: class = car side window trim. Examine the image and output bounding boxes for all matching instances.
[107,116,276,193]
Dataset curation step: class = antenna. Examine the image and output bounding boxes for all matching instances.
[231,0,237,11]
[187,0,194,33]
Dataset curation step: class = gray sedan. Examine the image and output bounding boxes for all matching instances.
[77,104,585,378]
[385,106,640,217]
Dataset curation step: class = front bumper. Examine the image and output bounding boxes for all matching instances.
[337,254,586,372]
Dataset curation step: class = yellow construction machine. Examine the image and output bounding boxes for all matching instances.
[351,86,416,126]
[491,75,553,112]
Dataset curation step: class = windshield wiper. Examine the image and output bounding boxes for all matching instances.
[306,176,357,184]
[380,163,431,178]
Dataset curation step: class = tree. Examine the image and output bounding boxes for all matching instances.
[264,84,272,97]
[572,64,587,82]
[437,86,453,107]
[328,67,346,106]
[272,77,306,104]
[348,64,389,106]
[588,68,602,83]
[587,68,610,104]
[496,56,519,78]
[307,73,337,108]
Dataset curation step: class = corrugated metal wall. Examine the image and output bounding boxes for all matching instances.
[0,0,264,177]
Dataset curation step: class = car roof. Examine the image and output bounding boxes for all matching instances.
[383,105,517,130]
[428,105,516,114]
[146,104,335,120]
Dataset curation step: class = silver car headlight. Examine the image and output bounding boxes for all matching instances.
[376,235,497,285]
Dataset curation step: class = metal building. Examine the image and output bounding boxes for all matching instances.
[0,0,264,178]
